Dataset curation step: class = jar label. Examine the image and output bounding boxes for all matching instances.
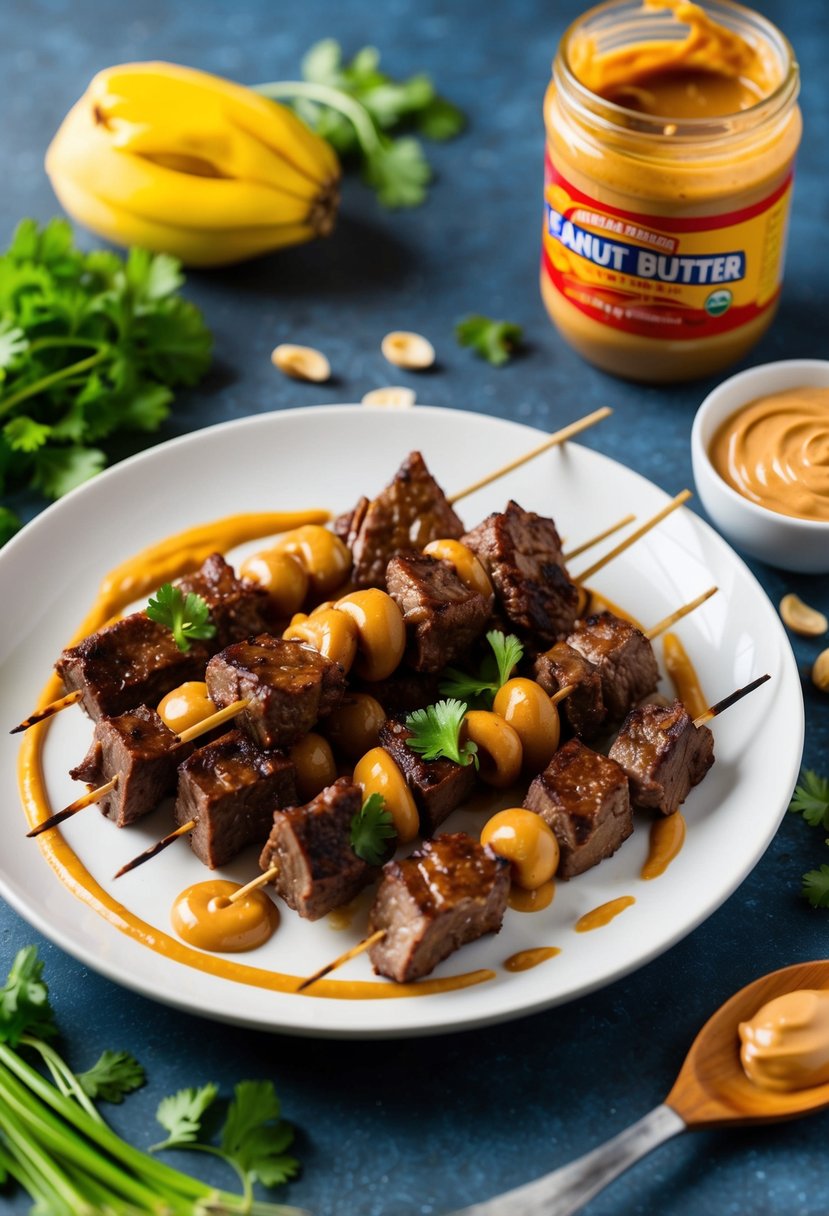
[541,154,793,340]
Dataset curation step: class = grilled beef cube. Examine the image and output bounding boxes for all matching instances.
[353,669,441,715]
[334,496,368,546]
[258,778,378,920]
[368,833,510,982]
[69,706,186,827]
[175,729,297,868]
[567,612,659,724]
[205,635,346,750]
[608,699,715,815]
[462,501,579,647]
[347,452,464,589]
[386,552,493,673]
[533,642,606,739]
[524,738,632,878]
[379,718,477,835]
[56,613,211,721]
[177,553,273,647]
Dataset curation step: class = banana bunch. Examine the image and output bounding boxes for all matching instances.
[45,62,341,267]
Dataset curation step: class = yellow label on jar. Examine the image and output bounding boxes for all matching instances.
[541,155,793,341]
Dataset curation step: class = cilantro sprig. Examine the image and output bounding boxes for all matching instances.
[0,946,305,1214]
[405,697,478,767]
[440,630,524,708]
[789,771,829,908]
[255,40,464,208]
[455,314,524,366]
[146,583,216,653]
[351,792,396,865]
[0,219,212,541]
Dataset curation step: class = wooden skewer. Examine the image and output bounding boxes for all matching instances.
[296,929,386,993]
[550,683,576,705]
[228,867,278,904]
[645,587,718,642]
[562,514,635,562]
[27,778,118,838]
[574,489,692,584]
[113,820,197,879]
[693,673,771,727]
[27,698,249,841]
[447,407,612,506]
[11,690,83,735]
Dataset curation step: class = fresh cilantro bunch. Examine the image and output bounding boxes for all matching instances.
[0,946,305,1214]
[405,697,478,767]
[256,40,465,208]
[789,770,829,907]
[455,315,524,366]
[0,218,212,542]
[440,630,524,707]
[351,792,396,865]
[146,583,217,652]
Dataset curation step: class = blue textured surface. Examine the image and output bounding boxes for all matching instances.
[2,1,828,1213]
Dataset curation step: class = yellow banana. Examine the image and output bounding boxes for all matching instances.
[45,62,340,267]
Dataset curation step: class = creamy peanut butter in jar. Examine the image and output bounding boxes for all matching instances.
[541,0,801,382]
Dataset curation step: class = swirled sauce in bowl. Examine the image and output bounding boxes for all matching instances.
[710,388,829,522]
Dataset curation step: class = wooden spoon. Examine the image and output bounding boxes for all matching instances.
[447,960,829,1216]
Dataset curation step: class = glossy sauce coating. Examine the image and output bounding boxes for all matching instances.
[709,388,829,522]
[508,881,556,914]
[504,946,561,972]
[642,812,687,880]
[171,879,279,952]
[739,989,829,1091]
[575,895,636,932]
[663,632,708,721]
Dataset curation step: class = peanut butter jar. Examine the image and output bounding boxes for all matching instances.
[541,0,801,382]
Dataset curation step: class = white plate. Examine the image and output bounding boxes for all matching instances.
[0,405,803,1038]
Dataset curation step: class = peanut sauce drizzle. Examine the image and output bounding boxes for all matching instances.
[575,895,636,932]
[17,511,496,1000]
[503,947,561,972]
[508,880,555,913]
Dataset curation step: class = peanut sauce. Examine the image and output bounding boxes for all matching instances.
[739,989,829,1091]
[663,632,708,721]
[641,813,686,880]
[17,511,496,1000]
[508,880,556,914]
[171,880,279,953]
[504,946,561,972]
[709,388,829,522]
[575,895,636,932]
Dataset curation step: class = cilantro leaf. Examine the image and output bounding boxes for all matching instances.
[220,1080,299,1188]
[417,96,465,140]
[351,792,396,865]
[153,1083,219,1149]
[363,136,431,208]
[0,219,211,545]
[790,770,829,830]
[0,947,57,1047]
[145,583,217,652]
[405,698,477,767]
[455,315,524,366]
[78,1050,145,1104]
[802,865,829,909]
[439,631,523,707]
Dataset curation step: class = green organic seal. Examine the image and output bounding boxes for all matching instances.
[705,289,733,317]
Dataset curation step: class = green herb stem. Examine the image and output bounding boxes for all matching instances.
[22,1034,103,1123]
[0,349,108,419]
[28,336,108,354]
[255,79,382,153]
[0,1091,93,1215]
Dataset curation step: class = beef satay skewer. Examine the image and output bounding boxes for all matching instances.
[11,690,84,735]
[227,867,279,904]
[447,407,612,505]
[27,698,247,839]
[644,587,718,641]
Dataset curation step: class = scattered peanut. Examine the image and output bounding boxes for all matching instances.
[381,330,435,370]
[779,593,828,637]
[271,343,331,383]
[361,386,416,409]
[812,648,829,692]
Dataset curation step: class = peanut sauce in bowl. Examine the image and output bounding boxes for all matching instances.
[692,359,829,572]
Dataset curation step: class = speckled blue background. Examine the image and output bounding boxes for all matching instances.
[2,1,828,1213]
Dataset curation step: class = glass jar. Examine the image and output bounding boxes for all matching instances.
[541,0,801,382]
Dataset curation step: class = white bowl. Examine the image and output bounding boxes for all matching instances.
[691,359,829,574]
